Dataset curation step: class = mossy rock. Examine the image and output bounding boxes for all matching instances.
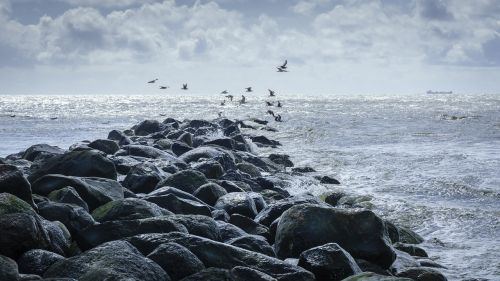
[0,193,35,216]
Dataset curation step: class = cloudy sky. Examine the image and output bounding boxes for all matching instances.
[0,0,499,95]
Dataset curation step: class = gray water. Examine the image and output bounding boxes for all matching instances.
[1,94,499,280]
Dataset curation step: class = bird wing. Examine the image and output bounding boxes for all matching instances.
[282,60,287,67]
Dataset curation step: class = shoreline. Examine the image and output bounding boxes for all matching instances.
[1,116,449,280]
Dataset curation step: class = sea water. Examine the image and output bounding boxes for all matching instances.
[1,94,499,280]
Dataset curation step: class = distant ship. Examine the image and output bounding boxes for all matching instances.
[427,90,453,95]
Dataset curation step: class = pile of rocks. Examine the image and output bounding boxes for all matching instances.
[0,117,447,281]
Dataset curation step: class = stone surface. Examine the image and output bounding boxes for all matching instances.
[147,242,205,281]
[0,164,36,208]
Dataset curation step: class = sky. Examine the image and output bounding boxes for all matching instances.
[0,0,499,95]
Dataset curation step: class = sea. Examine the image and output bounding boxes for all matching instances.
[1,94,499,280]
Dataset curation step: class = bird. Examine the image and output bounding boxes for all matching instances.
[266,101,274,106]
[277,67,288,72]
[221,90,228,94]
[226,95,234,101]
[275,114,282,122]
[268,89,275,97]
[245,87,252,92]
[159,86,169,89]
[277,101,282,107]
[239,95,246,104]
[50,117,58,120]
[148,79,158,83]
[221,100,226,106]
[280,60,287,69]
[267,110,275,117]
[181,84,188,90]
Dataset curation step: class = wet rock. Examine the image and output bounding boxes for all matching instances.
[0,254,19,281]
[44,240,169,281]
[224,124,240,136]
[0,164,36,208]
[229,214,270,240]
[23,144,65,162]
[107,129,132,145]
[216,221,247,242]
[317,176,340,185]
[77,216,188,250]
[323,192,346,207]
[108,155,142,174]
[47,187,89,211]
[297,243,362,281]
[172,142,193,156]
[193,182,227,206]
[342,272,413,281]
[177,132,193,147]
[205,138,235,150]
[122,162,168,193]
[248,192,267,212]
[88,139,119,155]
[212,209,229,221]
[230,266,277,281]
[355,259,390,275]
[91,198,171,222]
[254,195,325,226]
[119,144,178,160]
[158,170,208,194]
[192,160,224,179]
[390,250,420,275]
[155,139,174,150]
[0,193,36,215]
[28,150,117,182]
[394,243,428,258]
[179,147,235,167]
[187,120,218,130]
[237,162,262,177]
[37,201,95,235]
[396,267,447,281]
[250,136,281,147]
[292,167,316,173]
[227,235,276,257]
[385,221,400,244]
[169,215,221,241]
[217,180,246,193]
[17,250,64,276]
[268,154,294,167]
[32,175,124,211]
[127,232,315,281]
[398,227,424,244]
[274,204,396,269]
[180,268,229,281]
[214,192,258,219]
[147,242,205,281]
[148,193,212,216]
[135,119,163,136]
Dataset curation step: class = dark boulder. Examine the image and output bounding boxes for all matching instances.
[214,192,258,219]
[169,215,221,241]
[108,155,142,174]
[88,139,119,155]
[155,139,174,150]
[297,243,362,281]
[180,268,230,281]
[254,195,325,226]
[274,204,396,269]
[192,160,224,179]
[44,240,169,281]
[158,170,208,194]
[323,192,346,207]
[390,250,420,275]
[248,192,267,212]
[398,227,424,244]
[0,254,19,281]
[342,272,412,281]
[396,267,447,281]
[91,198,171,222]
[177,132,193,147]
[237,162,262,177]
[229,214,270,241]
[0,193,36,215]
[144,187,212,216]
[23,144,64,162]
[292,167,316,173]
[76,216,188,250]
[212,209,230,221]
[123,162,168,194]
[147,242,205,281]
[107,129,132,145]
[317,176,340,185]
[187,120,217,130]
[179,147,235,166]
[28,150,117,182]
[119,145,179,160]
[193,183,227,206]
[393,242,428,258]
[227,235,276,257]
[32,175,124,211]
[268,154,294,167]
[47,186,89,211]
[250,136,281,147]
[172,142,193,156]
[230,266,277,281]
[217,180,246,193]
[37,201,95,235]
[0,164,36,208]
[17,249,64,276]
[216,221,247,242]
[134,119,163,136]
[204,138,235,150]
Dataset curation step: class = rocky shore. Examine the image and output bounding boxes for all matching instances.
[0,117,447,281]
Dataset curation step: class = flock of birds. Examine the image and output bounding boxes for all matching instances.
[147,60,289,122]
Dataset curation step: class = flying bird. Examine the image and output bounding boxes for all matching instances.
[148,79,158,84]
[268,89,275,97]
[277,67,288,72]
[245,87,253,92]
[221,100,226,106]
[221,90,228,94]
[226,95,234,101]
[266,101,274,106]
[239,95,246,104]
[267,110,275,117]
[159,86,169,89]
[277,101,282,107]
[181,84,188,90]
[275,114,282,122]
[280,60,287,69]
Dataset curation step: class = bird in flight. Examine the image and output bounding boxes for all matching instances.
[280,60,287,69]
[226,95,234,101]
[266,101,274,106]
[277,60,288,72]
[277,67,288,72]
[221,90,228,94]
[245,87,253,92]
[148,79,158,83]
[159,86,169,90]
[181,84,188,90]
[268,89,275,97]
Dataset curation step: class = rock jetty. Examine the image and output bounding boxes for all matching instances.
[0,117,447,281]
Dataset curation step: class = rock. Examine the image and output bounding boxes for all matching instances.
[396,267,447,281]
[47,187,89,211]
[192,160,224,179]
[123,162,168,193]
[23,144,64,162]
[87,139,119,155]
[91,198,171,222]
[177,132,193,147]
[255,195,325,226]
[418,259,446,269]
[216,180,246,193]
[250,136,281,147]
[0,254,19,281]
[37,201,95,235]
[172,142,192,156]
[120,145,179,160]
[127,232,315,281]
[179,147,235,167]
[268,154,294,167]
[28,150,117,183]
[205,138,235,150]
[146,193,212,216]
[227,235,276,257]
[236,152,281,173]
[193,183,227,206]
[274,204,396,269]
[135,119,163,136]
[248,192,267,212]
[76,216,188,250]
[107,129,132,145]
[355,259,390,275]
[212,209,229,221]
[341,272,413,281]
[224,124,240,136]
[237,162,262,177]
[180,268,230,281]
[297,243,362,281]
[318,176,340,185]
[323,192,346,207]
[229,214,270,241]
[0,164,36,208]
[158,170,208,194]
[155,139,174,150]
[216,221,247,242]
[385,221,400,244]
[147,242,205,281]
[0,193,36,215]
[393,243,428,258]
[31,175,124,211]
[187,120,217,130]
[169,215,221,241]
[398,227,424,244]
[292,167,316,173]
[214,192,258,219]
[109,155,142,174]
[44,240,169,281]
[230,266,277,281]
[17,249,64,276]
